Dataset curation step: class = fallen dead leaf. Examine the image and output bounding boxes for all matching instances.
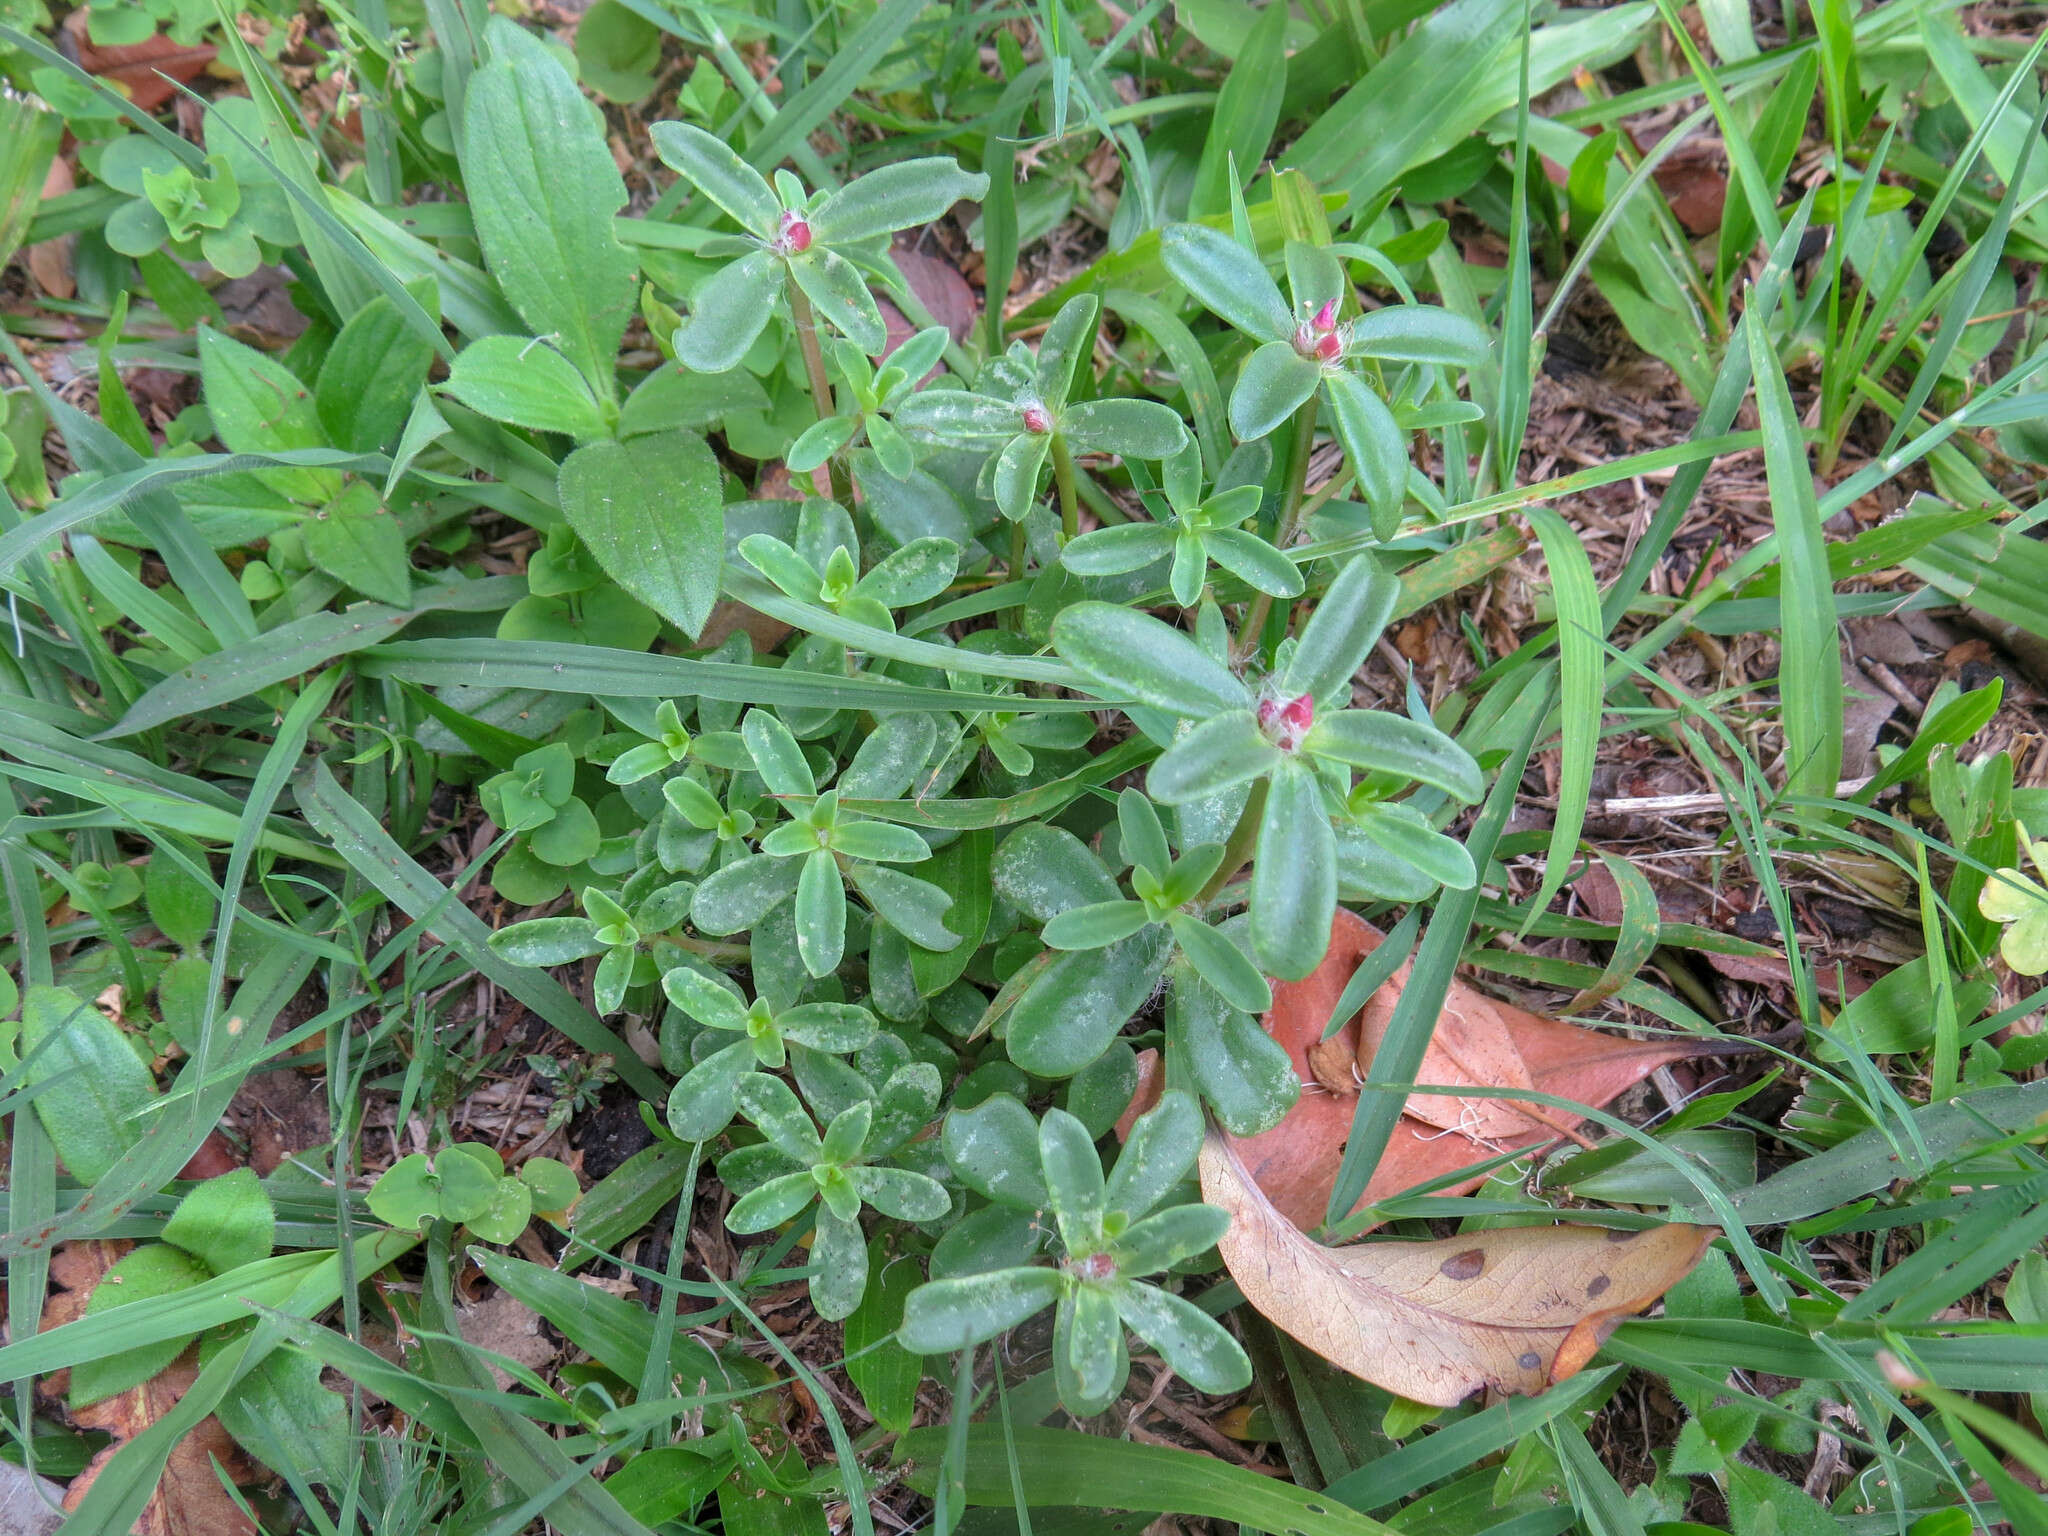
[1203,1128,1714,1405]
[882,242,978,360]
[26,157,74,301]
[1652,162,1727,236]
[176,1130,240,1181]
[39,1242,257,1536]
[1138,909,1758,1230]
[454,1293,558,1389]
[66,13,218,113]
[0,1455,67,1535]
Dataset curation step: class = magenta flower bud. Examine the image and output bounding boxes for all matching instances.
[1257,692,1316,749]
[1312,298,1339,332]
[776,210,812,255]
[1021,402,1053,434]
[1292,323,1317,358]
[1314,330,1344,363]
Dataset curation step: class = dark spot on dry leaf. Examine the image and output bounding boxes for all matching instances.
[1439,1248,1486,1280]
[1586,1273,1612,1298]
[1518,1351,1542,1370]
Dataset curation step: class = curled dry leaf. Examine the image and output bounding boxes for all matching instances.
[1134,908,1758,1229]
[39,1241,258,1536]
[1203,1129,1714,1404]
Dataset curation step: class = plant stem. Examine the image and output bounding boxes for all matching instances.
[1195,777,1267,906]
[1233,394,1319,665]
[786,273,855,506]
[1051,434,1080,543]
[1009,519,1029,586]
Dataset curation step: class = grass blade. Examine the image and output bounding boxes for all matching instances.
[1747,293,1841,807]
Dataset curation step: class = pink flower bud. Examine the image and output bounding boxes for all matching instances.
[1021,403,1053,434]
[776,211,812,255]
[1257,692,1316,749]
[1073,1252,1116,1282]
[1314,330,1344,363]
[1292,323,1317,358]
[1312,298,1339,332]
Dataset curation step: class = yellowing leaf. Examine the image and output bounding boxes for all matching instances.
[1979,835,2048,975]
[1201,1130,1713,1406]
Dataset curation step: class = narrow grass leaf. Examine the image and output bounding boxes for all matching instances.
[106,576,523,736]
[1521,506,1602,926]
[1562,853,1662,1012]
[301,760,667,1101]
[898,1425,1394,1535]
[1748,303,1840,807]
[1326,678,1545,1222]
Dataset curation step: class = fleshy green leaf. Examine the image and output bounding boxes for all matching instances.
[1148,710,1276,803]
[1038,1107,1107,1236]
[1042,899,1154,950]
[742,708,818,798]
[944,1094,1052,1210]
[1113,1202,1233,1277]
[1051,602,1251,716]
[1112,1280,1251,1393]
[894,390,1021,442]
[1063,1286,1124,1406]
[811,158,991,244]
[692,853,802,934]
[1346,305,1491,366]
[1304,710,1483,801]
[791,247,888,355]
[1062,522,1175,576]
[1169,912,1273,1013]
[1229,341,1322,442]
[1250,761,1336,980]
[1162,223,1291,341]
[795,846,847,975]
[1060,398,1191,460]
[660,965,751,1030]
[1349,800,1477,888]
[1322,369,1407,525]
[666,1040,756,1140]
[733,1071,824,1162]
[1105,1089,1203,1221]
[728,1171,818,1233]
[489,917,608,966]
[1033,293,1103,409]
[847,1165,951,1221]
[899,1267,1065,1352]
[1203,527,1302,597]
[992,428,1053,519]
[675,248,782,373]
[648,120,780,236]
[1279,552,1399,700]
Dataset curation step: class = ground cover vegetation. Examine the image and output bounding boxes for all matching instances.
[1,0,2047,1532]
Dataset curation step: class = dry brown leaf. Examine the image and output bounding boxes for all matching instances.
[454,1294,558,1389]
[40,1242,257,1536]
[65,12,218,113]
[884,242,979,355]
[176,1130,239,1181]
[26,157,74,301]
[1203,1130,1714,1405]
[1224,909,1758,1229]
